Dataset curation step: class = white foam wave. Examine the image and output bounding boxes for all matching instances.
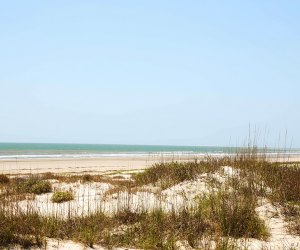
[0,152,225,159]
[0,151,299,160]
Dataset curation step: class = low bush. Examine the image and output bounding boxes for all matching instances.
[31,181,52,194]
[15,177,52,194]
[51,190,74,203]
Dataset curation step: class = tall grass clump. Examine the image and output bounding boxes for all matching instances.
[260,163,300,202]
[206,191,268,239]
[134,158,228,189]
[0,211,44,248]
[230,155,300,203]
[223,146,300,236]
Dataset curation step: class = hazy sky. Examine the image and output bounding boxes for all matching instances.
[0,1,299,147]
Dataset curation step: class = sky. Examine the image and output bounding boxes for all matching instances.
[0,1,299,147]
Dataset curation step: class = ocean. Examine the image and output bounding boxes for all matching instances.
[0,143,299,159]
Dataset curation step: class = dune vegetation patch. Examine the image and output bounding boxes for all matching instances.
[51,190,74,203]
[133,158,227,189]
[1,151,300,249]
[15,177,52,195]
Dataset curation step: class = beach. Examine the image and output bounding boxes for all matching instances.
[1,154,300,175]
[1,144,300,249]
[1,143,299,176]
[0,143,228,175]
[1,156,300,249]
[0,155,201,175]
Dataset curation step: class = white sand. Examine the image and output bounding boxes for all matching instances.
[12,169,222,217]
[13,238,139,250]
[237,199,300,250]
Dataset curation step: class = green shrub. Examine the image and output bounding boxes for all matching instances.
[51,190,74,203]
[31,181,52,194]
[16,177,52,194]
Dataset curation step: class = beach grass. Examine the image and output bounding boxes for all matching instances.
[133,157,229,189]
[0,150,300,249]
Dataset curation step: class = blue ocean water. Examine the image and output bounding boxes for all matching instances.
[0,143,298,159]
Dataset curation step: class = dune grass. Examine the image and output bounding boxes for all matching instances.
[41,172,134,187]
[0,151,299,249]
[0,211,44,248]
[134,157,227,189]
[0,194,267,249]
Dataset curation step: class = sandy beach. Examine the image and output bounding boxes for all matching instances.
[1,154,300,175]
[0,155,203,175]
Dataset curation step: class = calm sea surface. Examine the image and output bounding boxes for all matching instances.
[0,143,299,159]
